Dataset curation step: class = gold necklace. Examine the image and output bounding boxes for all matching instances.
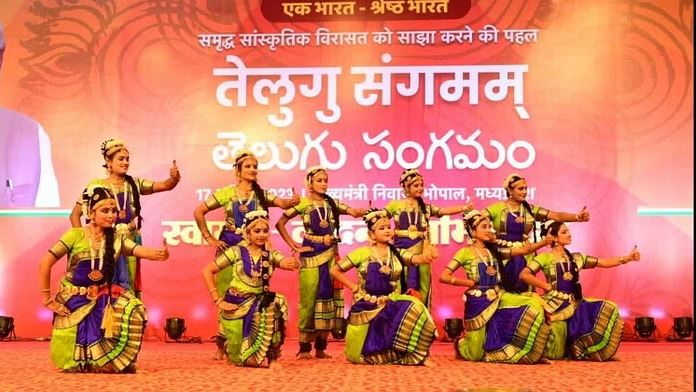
[247,248,264,278]
[313,199,330,229]
[371,246,392,275]
[235,187,254,213]
[110,180,129,220]
[558,252,573,281]
[473,246,497,276]
[85,228,105,282]
[506,201,525,224]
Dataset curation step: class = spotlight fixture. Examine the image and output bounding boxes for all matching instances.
[164,317,186,341]
[444,318,464,341]
[330,317,347,340]
[668,316,693,341]
[634,316,657,340]
[0,316,15,340]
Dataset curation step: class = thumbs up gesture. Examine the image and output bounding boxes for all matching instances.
[169,160,181,184]
[576,206,590,222]
[288,187,300,207]
[157,238,170,261]
[628,245,640,262]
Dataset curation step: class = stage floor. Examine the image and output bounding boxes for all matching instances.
[1,340,692,391]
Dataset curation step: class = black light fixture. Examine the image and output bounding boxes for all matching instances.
[672,316,693,340]
[164,317,186,341]
[444,318,464,341]
[331,317,347,340]
[0,316,15,340]
[634,316,656,339]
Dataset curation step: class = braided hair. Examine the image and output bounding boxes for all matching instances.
[82,185,117,288]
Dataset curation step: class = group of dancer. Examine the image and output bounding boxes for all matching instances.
[37,140,640,373]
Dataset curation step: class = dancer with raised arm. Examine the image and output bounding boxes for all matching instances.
[202,210,299,368]
[440,209,551,363]
[330,208,438,366]
[519,220,640,361]
[386,168,473,307]
[193,149,299,359]
[40,185,169,373]
[276,166,366,359]
[69,138,180,298]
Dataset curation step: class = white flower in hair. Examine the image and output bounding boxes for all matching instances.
[463,209,482,221]
[503,173,523,189]
[541,219,556,236]
[101,138,126,157]
[233,148,256,163]
[241,210,269,230]
[399,168,422,187]
[244,209,268,221]
[305,165,327,186]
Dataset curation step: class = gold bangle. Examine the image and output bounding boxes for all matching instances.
[213,297,223,305]
[39,288,50,293]
[43,297,54,306]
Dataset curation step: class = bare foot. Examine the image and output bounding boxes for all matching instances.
[297,352,313,360]
[315,350,332,359]
[213,347,225,360]
[422,358,437,367]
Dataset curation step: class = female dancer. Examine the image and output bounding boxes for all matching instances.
[193,149,299,359]
[275,166,366,359]
[202,210,299,368]
[40,185,169,373]
[330,208,438,366]
[69,138,180,297]
[439,209,551,363]
[484,173,590,294]
[519,220,640,361]
[386,168,473,307]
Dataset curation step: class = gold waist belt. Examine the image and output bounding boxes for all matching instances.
[304,233,337,246]
[394,229,425,239]
[61,285,100,296]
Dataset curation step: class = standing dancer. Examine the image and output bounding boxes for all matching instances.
[386,168,473,307]
[520,220,640,361]
[275,166,366,359]
[40,185,169,373]
[484,173,589,295]
[439,210,552,363]
[193,149,299,359]
[330,208,438,366]
[69,138,180,297]
[202,210,299,368]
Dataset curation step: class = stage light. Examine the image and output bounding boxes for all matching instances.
[444,318,464,340]
[164,317,186,341]
[331,317,347,340]
[0,315,15,340]
[673,316,693,339]
[634,316,656,339]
